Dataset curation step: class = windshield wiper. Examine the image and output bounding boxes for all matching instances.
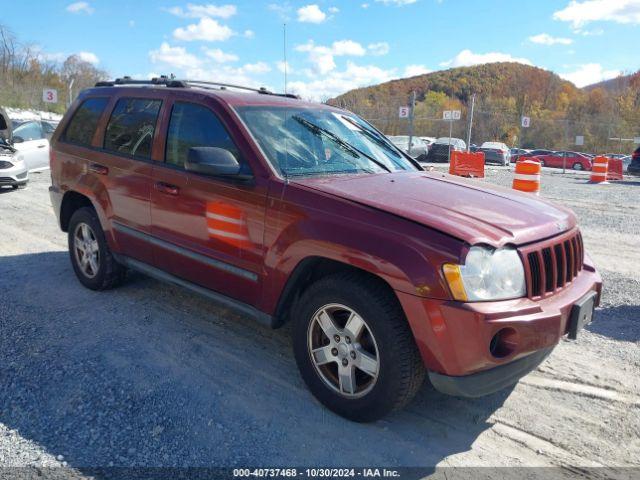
[339,115,401,157]
[292,115,391,173]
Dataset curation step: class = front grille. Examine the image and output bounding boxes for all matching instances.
[0,160,13,169]
[520,229,584,298]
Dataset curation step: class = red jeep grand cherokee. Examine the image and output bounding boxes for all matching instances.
[49,78,602,422]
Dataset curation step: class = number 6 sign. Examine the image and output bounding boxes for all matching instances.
[43,88,58,104]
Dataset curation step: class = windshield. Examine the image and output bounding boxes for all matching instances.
[236,106,417,177]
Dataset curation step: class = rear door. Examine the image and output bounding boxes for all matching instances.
[93,94,163,264]
[12,121,49,171]
[150,97,268,306]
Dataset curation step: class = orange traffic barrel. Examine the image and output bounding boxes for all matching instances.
[512,160,541,195]
[606,157,623,181]
[590,156,609,184]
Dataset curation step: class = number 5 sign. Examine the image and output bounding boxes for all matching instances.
[43,88,58,104]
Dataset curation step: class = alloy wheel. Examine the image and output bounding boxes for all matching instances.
[73,222,100,278]
[307,303,380,398]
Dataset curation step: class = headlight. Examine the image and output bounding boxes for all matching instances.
[443,246,526,301]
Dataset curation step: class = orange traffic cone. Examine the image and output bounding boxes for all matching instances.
[512,160,541,195]
[590,156,609,184]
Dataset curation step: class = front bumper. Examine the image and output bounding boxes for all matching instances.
[0,159,28,185]
[397,263,602,396]
[628,162,640,176]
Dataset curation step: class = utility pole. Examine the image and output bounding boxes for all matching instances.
[68,78,75,108]
[466,93,475,152]
[283,24,288,94]
[407,90,416,155]
[518,94,527,148]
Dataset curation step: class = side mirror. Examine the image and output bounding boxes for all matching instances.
[12,136,24,144]
[185,147,251,180]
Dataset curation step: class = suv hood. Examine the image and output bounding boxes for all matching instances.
[293,171,576,247]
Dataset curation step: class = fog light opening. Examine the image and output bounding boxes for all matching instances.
[489,328,518,359]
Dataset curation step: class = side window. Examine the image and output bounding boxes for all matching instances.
[13,121,44,141]
[62,97,109,146]
[165,102,242,168]
[104,98,162,159]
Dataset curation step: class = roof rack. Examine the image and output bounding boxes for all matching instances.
[95,75,300,99]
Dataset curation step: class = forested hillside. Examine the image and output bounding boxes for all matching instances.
[329,63,640,153]
[0,25,106,114]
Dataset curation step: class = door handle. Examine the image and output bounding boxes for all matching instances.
[155,181,180,196]
[88,163,109,175]
[37,144,46,149]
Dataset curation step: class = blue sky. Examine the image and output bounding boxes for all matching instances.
[2,0,639,99]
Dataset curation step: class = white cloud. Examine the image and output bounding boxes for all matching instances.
[296,40,366,74]
[173,17,234,41]
[361,3,370,8]
[328,7,340,13]
[276,61,293,73]
[297,4,327,23]
[241,62,271,74]
[374,0,417,5]
[440,49,532,68]
[243,29,255,38]
[529,33,574,45]
[553,0,640,28]
[149,42,203,70]
[559,63,621,87]
[203,48,238,63]
[404,64,430,77]
[165,3,237,19]
[367,42,390,56]
[288,61,396,101]
[66,2,94,14]
[78,51,99,65]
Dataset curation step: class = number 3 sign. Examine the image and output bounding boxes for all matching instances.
[43,89,58,104]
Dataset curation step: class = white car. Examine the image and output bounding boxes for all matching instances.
[11,119,54,172]
[0,108,28,189]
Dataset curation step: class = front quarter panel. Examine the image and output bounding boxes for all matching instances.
[260,179,463,315]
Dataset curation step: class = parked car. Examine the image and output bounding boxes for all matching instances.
[11,120,53,172]
[388,135,428,161]
[628,147,640,176]
[532,151,592,171]
[0,107,28,189]
[425,137,466,162]
[49,78,602,422]
[510,148,530,162]
[621,155,632,172]
[479,141,511,166]
[419,136,436,150]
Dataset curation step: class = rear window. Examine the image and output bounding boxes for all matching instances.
[104,98,162,159]
[62,97,109,146]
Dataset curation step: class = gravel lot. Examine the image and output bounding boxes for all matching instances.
[0,169,638,477]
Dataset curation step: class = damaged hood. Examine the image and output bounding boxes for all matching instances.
[293,171,576,247]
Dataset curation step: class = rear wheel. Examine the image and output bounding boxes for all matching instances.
[539,160,545,167]
[292,273,425,422]
[573,162,583,170]
[68,207,125,290]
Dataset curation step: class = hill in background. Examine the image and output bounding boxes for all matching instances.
[328,63,639,153]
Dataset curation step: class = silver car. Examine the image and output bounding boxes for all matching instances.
[388,135,428,161]
[0,108,29,189]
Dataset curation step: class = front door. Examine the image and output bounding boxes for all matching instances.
[150,99,268,306]
[12,121,49,171]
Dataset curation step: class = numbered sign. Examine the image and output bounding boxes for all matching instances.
[521,116,531,128]
[43,89,58,104]
[443,110,452,120]
[452,110,461,120]
[398,106,410,118]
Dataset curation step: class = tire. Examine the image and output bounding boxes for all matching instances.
[573,162,583,171]
[292,272,425,422]
[539,160,545,167]
[68,206,126,291]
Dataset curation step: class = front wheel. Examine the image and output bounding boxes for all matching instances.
[68,207,126,290]
[573,162,583,170]
[292,273,425,422]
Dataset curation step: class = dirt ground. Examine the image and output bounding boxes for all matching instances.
[0,169,638,478]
